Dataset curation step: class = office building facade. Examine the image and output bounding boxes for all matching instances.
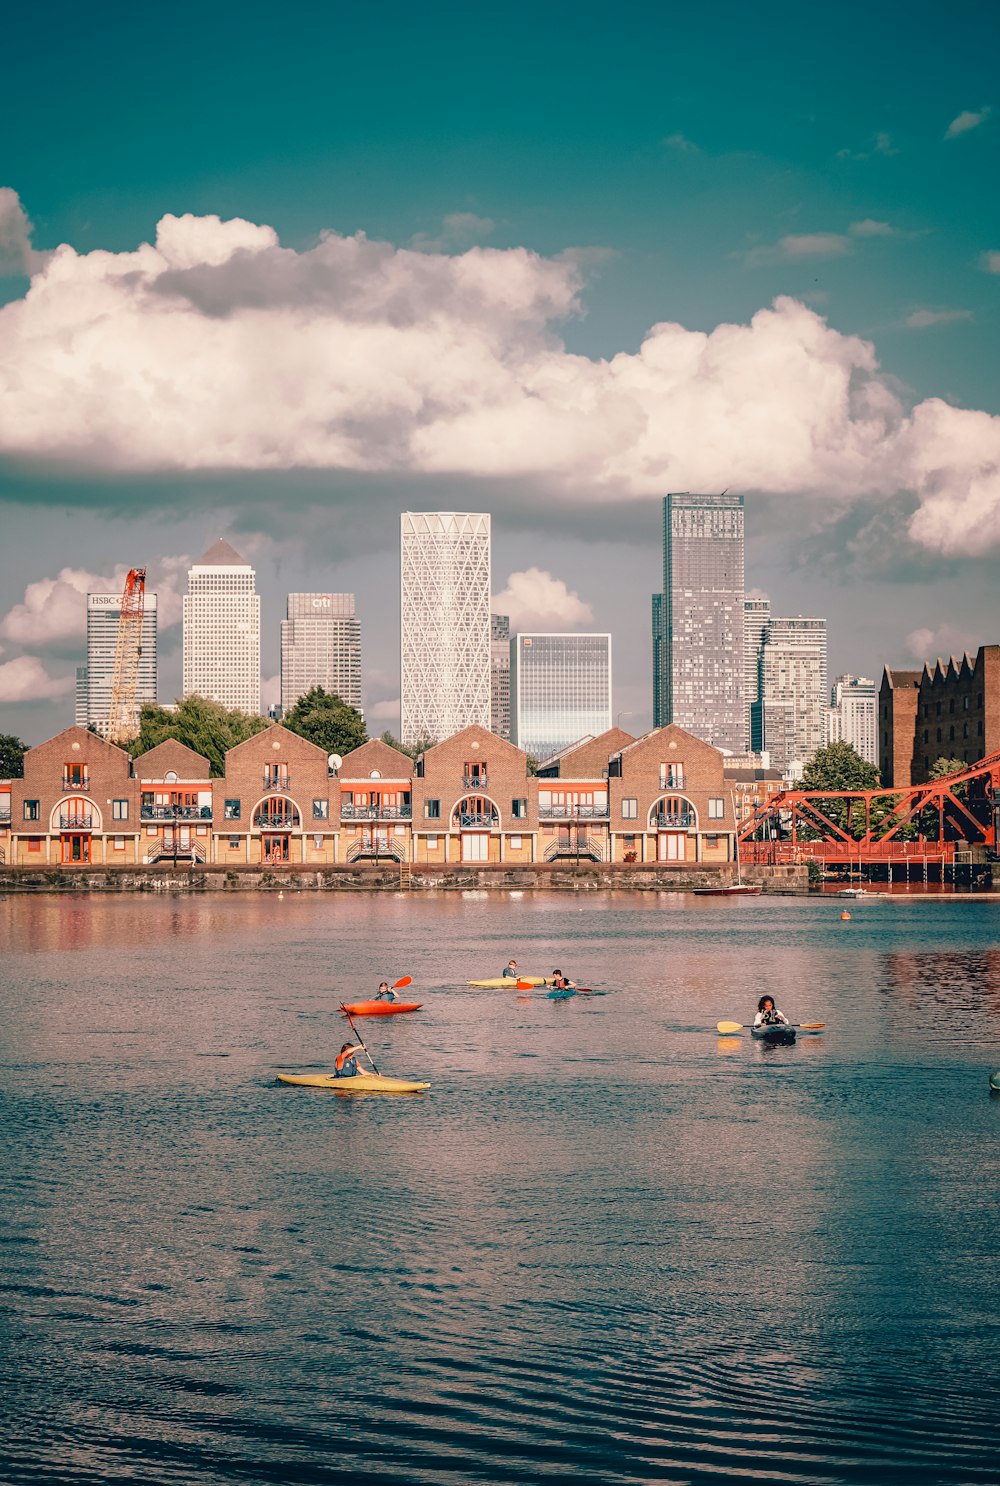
[400,512,491,747]
[182,539,261,714]
[280,593,361,714]
[510,633,612,763]
[490,613,511,740]
[827,674,878,767]
[744,594,771,752]
[79,591,158,736]
[653,492,745,753]
[759,616,828,779]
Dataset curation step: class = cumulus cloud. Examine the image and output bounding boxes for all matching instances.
[493,568,594,631]
[903,308,973,330]
[366,697,401,722]
[979,250,1000,274]
[0,655,74,703]
[945,107,991,139]
[411,213,496,252]
[744,232,853,265]
[0,560,186,650]
[1,201,1000,557]
[0,187,36,275]
[906,624,982,663]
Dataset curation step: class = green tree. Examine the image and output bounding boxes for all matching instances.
[0,733,27,777]
[283,687,367,758]
[796,741,891,840]
[380,730,437,761]
[927,756,965,781]
[129,695,269,776]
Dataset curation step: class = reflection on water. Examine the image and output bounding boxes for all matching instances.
[2,891,1000,1484]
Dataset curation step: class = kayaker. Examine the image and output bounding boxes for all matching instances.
[551,968,572,990]
[502,960,518,978]
[754,995,788,1027]
[375,981,397,1002]
[334,1042,364,1077]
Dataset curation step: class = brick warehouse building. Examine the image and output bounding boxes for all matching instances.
[880,645,1000,788]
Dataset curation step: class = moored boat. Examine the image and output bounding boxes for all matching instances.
[693,883,763,896]
[276,1071,430,1093]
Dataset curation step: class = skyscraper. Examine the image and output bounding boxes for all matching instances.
[280,593,361,714]
[827,674,878,766]
[744,593,771,752]
[510,633,612,762]
[400,512,491,746]
[759,616,828,779]
[653,492,745,753]
[183,539,260,714]
[79,591,158,736]
[490,613,511,740]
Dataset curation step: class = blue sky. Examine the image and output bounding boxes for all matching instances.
[1,0,998,742]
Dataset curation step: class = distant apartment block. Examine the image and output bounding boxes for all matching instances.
[280,593,361,714]
[182,539,260,715]
[880,645,1000,787]
[78,591,158,737]
[744,593,771,752]
[490,613,511,740]
[827,674,878,767]
[653,492,745,753]
[759,616,828,779]
[400,512,491,747]
[510,633,612,763]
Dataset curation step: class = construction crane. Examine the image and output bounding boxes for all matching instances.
[106,567,146,745]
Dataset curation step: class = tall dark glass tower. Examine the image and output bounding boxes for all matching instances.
[652,492,745,753]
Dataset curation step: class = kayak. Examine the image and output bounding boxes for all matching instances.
[751,1024,796,1045]
[990,1070,1000,1094]
[547,987,576,999]
[468,976,552,988]
[276,1072,430,1093]
[340,1001,422,1016]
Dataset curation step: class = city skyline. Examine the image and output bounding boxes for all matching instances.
[1,4,998,746]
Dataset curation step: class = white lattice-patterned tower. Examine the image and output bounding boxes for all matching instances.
[106,567,146,744]
[400,512,491,747]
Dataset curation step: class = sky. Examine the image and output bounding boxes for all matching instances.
[1,0,998,745]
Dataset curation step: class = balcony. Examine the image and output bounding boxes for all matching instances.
[340,803,412,820]
[0,808,10,823]
[454,810,499,828]
[539,803,609,819]
[653,811,695,829]
[256,813,300,830]
[59,814,94,830]
[140,805,212,821]
[61,777,91,792]
[462,774,489,790]
[262,775,291,791]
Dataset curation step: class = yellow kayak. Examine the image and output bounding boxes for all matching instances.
[467,976,552,988]
[276,1072,430,1093]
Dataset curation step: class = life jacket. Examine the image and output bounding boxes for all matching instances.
[335,1048,356,1073]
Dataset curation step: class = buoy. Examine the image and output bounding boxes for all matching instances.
[277,891,284,900]
[840,910,851,921]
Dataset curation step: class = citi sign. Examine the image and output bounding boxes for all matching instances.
[311,596,333,608]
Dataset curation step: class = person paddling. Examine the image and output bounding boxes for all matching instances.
[334,1042,364,1077]
[754,995,788,1027]
[375,981,398,1002]
[551,968,572,990]
[502,960,518,979]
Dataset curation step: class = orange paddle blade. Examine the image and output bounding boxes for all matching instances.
[516,979,534,990]
[393,976,412,989]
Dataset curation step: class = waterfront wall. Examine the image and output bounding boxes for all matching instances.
[0,863,809,893]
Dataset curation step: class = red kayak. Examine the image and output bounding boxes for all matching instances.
[340,1000,422,1017]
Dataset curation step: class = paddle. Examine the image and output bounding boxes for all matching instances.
[339,1004,381,1074]
[516,979,534,990]
[392,976,412,989]
[716,1020,825,1033]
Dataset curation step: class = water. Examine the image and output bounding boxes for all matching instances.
[2,890,999,1485]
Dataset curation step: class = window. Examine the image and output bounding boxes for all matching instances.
[949,699,955,714]
[196,826,207,836]
[706,834,718,847]
[225,799,241,820]
[312,799,329,820]
[229,835,240,849]
[661,763,684,788]
[64,762,87,787]
[313,834,323,849]
[510,834,523,849]
[24,800,39,821]
[27,836,41,852]
[511,798,528,818]
[624,834,636,848]
[424,799,440,819]
[708,798,724,819]
[621,798,637,819]
[427,834,438,848]
[964,696,970,710]
[112,799,128,821]
[114,835,125,851]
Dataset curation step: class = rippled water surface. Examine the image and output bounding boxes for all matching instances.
[2,890,1000,1485]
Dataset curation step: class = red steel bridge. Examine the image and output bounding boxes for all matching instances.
[738,749,1000,876]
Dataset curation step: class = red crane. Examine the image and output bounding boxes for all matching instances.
[106,567,146,745]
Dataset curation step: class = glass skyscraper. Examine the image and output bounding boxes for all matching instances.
[280,593,361,714]
[490,613,511,740]
[759,616,828,779]
[652,492,745,753]
[80,591,158,737]
[400,512,491,747]
[183,539,261,715]
[510,633,612,763]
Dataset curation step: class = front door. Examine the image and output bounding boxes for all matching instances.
[658,831,686,862]
[62,833,90,864]
[263,834,289,863]
[462,832,489,862]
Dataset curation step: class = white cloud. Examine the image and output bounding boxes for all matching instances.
[261,673,280,709]
[979,250,1000,274]
[0,188,36,276]
[906,625,981,663]
[0,656,74,703]
[410,212,496,252]
[744,232,853,265]
[849,219,894,237]
[903,308,973,329]
[2,203,1000,557]
[493,569,594,631]
[0,560,186,648]
[367,697,401,722]
[945,107,991,140]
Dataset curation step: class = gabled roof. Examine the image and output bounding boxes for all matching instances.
[339,738,413,777]
[881,666,921,691]
[135,739,211,778]
[193,538,249,567]
[537,728,635,776]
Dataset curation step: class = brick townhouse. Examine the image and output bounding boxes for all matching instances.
[213,725,340,866]
[337,737,414,864]
[536,727,635,862]
[9,725,138,866]
[608,725,735,864]
[411,725,538,864]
